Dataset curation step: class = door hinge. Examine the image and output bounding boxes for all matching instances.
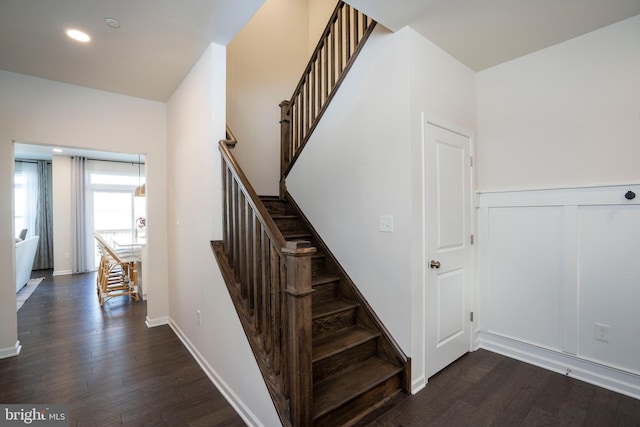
[470,312,474,322]
[470,234,474,245]
[470,156,473,167]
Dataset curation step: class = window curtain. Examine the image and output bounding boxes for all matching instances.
[33,160,54,270]
[15,161,39,238]
[71,157,91,273]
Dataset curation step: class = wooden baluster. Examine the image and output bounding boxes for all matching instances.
[222,164,229,256]
[353,7,359,49]
[311,62,316,123]
[247,210,255,311]
[271,244,282,375]
[232,180,240,277]
[281,267,290,399]
[323,37,329,103]
[239,193,247,298]
[330,22,335,90]
[345,4,351,60]
[283,241,316,427]
[262,231,271,353]
[292,99,298,153]
[253,218,262,331]
[338,4,344,73]
[297,94,303,150]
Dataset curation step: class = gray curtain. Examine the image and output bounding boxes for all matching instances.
[33,161,53,270]
[71,157,90,273]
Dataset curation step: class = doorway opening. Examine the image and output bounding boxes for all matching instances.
[12,142,148,310]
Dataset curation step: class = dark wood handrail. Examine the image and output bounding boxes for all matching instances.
[280,1,376,181]
[219,140,287,250]
[221,125,238,148]
[216,140,315,426]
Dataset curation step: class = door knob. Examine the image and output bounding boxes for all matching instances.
[429,260,441,269]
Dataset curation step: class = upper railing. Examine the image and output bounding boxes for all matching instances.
[215,140,316,426]
[280,1,376,181]
[221,125,238,148]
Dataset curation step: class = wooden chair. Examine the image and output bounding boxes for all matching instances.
[95,235,140,306]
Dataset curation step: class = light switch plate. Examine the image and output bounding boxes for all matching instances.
[379,215,393,232]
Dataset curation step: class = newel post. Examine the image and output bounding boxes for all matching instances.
[279,100,291,198]
[283,240,316,427]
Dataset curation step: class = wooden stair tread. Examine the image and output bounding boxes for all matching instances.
[313,357,402,419]
[312,274,340,286]
[271,214,298,219]
[313,326,379,363]
[283,232,312,239]
[312,299,358,318]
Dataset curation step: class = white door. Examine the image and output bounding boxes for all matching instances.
[426,123,472,378]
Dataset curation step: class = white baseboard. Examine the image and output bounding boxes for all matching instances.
[0,341,21,359]
[168,318,263,427]
[52,270,72,276]
[411,377,426,395]
[479,331,640,400]
[145,316,169,328]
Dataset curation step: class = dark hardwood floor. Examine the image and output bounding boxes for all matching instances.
[3,271,640,427]
[1,271,246,426]
[355,348,640,427]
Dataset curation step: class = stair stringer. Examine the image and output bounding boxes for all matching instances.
[211,241,293,427]
[282,190,411,392]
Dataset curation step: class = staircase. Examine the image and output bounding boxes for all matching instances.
[261,195,406,426]
[213,2,409,426]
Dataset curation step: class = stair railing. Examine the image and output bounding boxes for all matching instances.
[213,139,316,426]
[221,125,238,148]
[280,1,376,186]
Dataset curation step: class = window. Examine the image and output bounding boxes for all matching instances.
[14,162,38,238]
[93,191,134,231]
[87,160,145,267]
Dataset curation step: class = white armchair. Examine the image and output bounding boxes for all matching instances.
[16,236,39,292]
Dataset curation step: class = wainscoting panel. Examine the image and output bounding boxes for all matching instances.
[484,206,564,351]
[577,205,640,375]
[477,184,640,398]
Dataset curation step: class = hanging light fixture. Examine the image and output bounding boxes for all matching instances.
[134,183,146,197]
[134,155,146,197]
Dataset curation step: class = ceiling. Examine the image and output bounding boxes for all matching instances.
[347,0,640,71]
[0,0,264,102]
[1,0,638,106]
[14,142,143,163]
[5,1,638,163]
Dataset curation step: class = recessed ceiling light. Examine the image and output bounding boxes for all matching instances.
[66,29,91,42]
[53,148,63,153]
[105,18,120,28]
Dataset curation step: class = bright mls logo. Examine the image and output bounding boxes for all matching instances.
[0,405,69,426]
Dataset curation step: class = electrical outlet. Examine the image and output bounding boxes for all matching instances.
[196,309,201,326]
[595,323,609,342]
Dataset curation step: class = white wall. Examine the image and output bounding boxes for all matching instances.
[474,15,640,399]
[0,70,168,357]
[477,185,640,398]
[226,0,310,196]
[287,26,476,391]
[308,0,337,52]
[477,15,640,191]
[166,43,279,427]
[289,24,412,348]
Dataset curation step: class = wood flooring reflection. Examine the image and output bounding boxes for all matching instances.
[354,349,640,427]
[0,271,246,426]
[4,271,640,426]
